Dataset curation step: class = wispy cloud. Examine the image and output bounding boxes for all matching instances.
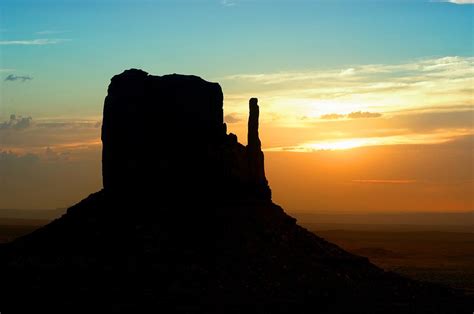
[319,111,382,120]
[36,119,101,129]
[351,179,417,184]
[0,115,102,159]
[0,38,69,45]
[224,113,242,123]
[4,74,33,82]
[0,151,40,167]
[320,113,345,120]
[222,56,473,152]
[347,111,382,119]
[35,30,68,35]
[44,146,70,162]
[223,56,473,125]
[0,115,103,134]
[265,131,464,152]
[221,0,236,7]
[340,68,356,76]
[0,114,32,130]
[445,0,474,4]
[225,56,473,86]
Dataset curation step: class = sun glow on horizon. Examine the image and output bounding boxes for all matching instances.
[304,139,371,151]
[265,129,471,152]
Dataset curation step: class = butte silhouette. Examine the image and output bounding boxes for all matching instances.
[0,69,471,313]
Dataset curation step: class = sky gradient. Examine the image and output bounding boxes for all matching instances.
[0,0,472,213]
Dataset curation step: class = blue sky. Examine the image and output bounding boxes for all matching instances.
[0,0,472,145]
[1,0,472,117]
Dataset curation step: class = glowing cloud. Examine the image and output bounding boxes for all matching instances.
[224,56,473,151]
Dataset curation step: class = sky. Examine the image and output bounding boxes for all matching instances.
[0,0,472,213]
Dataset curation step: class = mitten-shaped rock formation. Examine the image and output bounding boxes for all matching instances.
[101,69,270,201]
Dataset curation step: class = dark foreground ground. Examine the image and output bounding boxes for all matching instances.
[309,224,474,295]
[1,217,473,296]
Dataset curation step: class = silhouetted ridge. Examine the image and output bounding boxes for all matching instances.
[102,69,270,200]
[0,70,470,314]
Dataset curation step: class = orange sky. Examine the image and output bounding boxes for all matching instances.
[265,141,473,213]
[0,121,472,213]
[1,1,473,215]
[0,57,473,213]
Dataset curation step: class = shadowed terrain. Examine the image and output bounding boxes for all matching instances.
[314,228,474,295]
[2,218,473,297]
[0,70,471,313]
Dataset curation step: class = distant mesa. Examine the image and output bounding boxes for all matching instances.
[101,69,271,200]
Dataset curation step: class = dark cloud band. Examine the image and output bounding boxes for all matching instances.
[4,74,33,82]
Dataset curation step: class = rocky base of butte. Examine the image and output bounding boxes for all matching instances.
[0,70,471,314]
